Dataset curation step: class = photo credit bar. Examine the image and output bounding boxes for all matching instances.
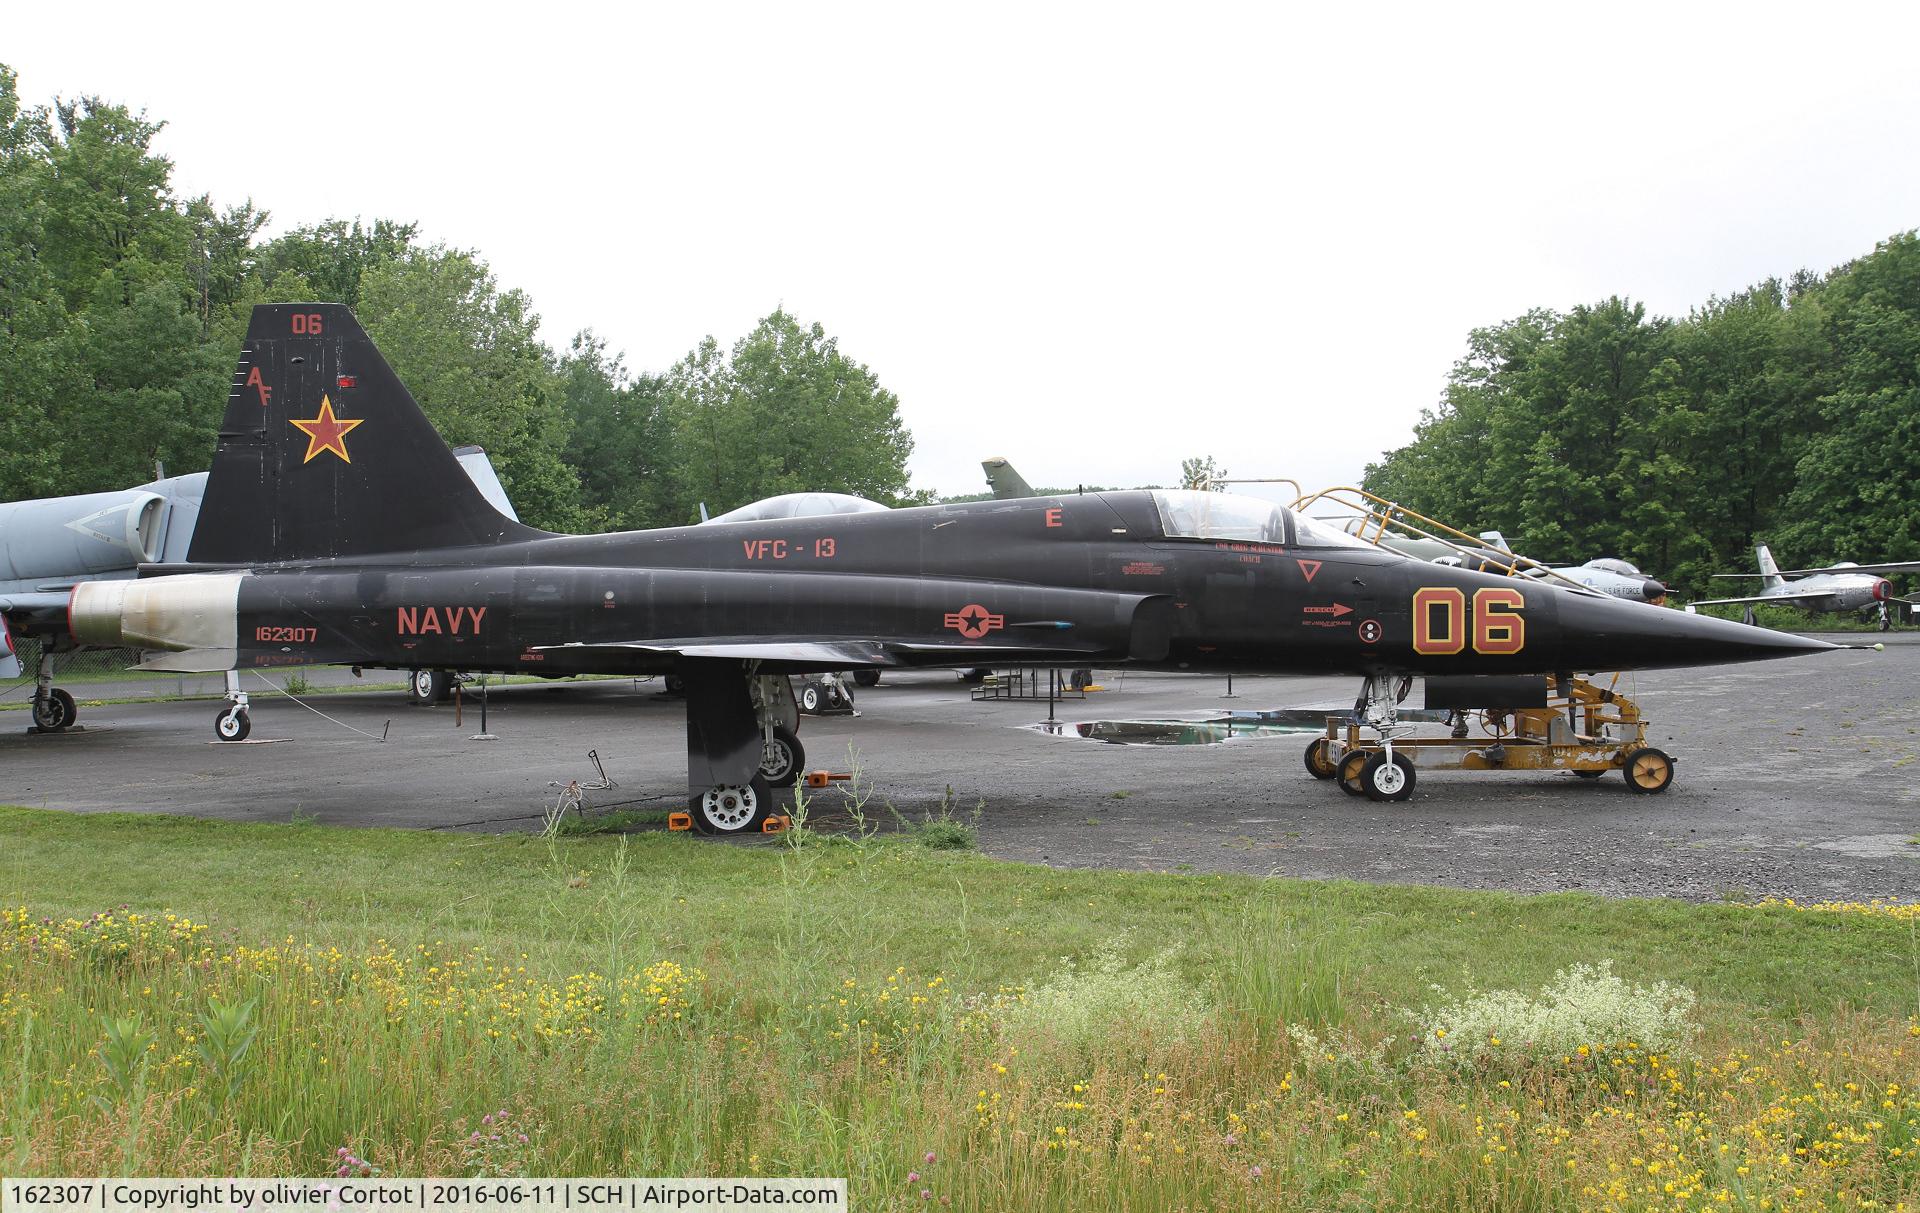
[1,1181,848,1213]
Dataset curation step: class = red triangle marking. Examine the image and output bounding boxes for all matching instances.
[1296,559,1322,583]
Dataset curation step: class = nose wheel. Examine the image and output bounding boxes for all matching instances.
[27,651,78,733]
[1360,751,1416,801]
[31,687,76,732]
[213,670,251,741]
[215,706,252,742]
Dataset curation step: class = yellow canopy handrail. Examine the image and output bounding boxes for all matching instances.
[1289,486,1592,595]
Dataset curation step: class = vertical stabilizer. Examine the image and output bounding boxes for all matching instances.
[1755,544,1785,592]
[982,457,1036,500]
[188,304,546,563]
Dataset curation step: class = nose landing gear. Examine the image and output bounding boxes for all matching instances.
[1313,672,1671,800]
[27,651,77,733]
[213,670,251,741]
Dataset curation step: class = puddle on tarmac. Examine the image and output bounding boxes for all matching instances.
[1029,708,1453,746]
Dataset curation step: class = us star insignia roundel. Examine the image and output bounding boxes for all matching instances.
[290,395,364,464]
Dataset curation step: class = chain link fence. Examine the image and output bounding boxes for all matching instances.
[1,637,167,707]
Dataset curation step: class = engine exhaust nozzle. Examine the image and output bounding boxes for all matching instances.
[70,573,245,653]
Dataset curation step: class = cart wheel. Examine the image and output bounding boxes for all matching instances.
[1621,747,1674,794]
[1303,737,1338,780]
[1361,751,1416,802]
[1336,750,1369,797]
[1572,768,1606,780]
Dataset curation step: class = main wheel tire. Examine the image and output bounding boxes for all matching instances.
[759,725,805,786]
[852,669,881,687]
[1336,750,1370,797]
[1622,747,1675,794]
[1303,737,1338,780]
[663,674,686,695]
[688,775,773,835]
[408,669,450,706]
[1572,768,1606,780]
[799,685,821,712]
[50,688,77,729]
[215,707,251,742]
[1360,751,1416,802]
[30,693,63,731]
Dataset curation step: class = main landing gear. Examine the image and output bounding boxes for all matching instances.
[1310,671,1674,801]
[680,662,806,836]
[28,651,76,732]
[214,670,251,741]
[407,668,458,705]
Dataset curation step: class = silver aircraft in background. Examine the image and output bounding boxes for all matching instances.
[1689,543,1915,630]
[1336,524,1670,605]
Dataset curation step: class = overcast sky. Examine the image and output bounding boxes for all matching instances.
[10,2,1920,503]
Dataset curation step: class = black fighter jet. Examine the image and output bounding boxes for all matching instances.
[57,304,1833,832]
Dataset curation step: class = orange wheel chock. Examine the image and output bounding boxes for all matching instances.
[667,811,693,831]
[762,815,791,834]
[803,770,854,788]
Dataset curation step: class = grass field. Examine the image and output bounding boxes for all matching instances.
[1,804,1915,1211]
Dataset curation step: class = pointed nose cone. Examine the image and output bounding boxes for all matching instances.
[1554,591,1837,671]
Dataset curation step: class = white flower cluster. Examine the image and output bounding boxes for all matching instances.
[1417,960,1698,1068]
[1002,937,1212,1051]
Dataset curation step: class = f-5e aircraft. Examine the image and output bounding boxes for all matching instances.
[1689,544,1913,630]
[46,304,1834,831]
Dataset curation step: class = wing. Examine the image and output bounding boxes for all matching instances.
[1775,561,1920,576]
[1687,589,1838,607]
[536,635,1109,670]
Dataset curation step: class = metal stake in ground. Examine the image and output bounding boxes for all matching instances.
[470,673,497,741]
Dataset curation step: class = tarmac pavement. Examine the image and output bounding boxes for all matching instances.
[1,636,1915,903]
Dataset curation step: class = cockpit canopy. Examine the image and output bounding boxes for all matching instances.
[706,492,889,524]
[1149,490,1374,549]
[1584,558,1645,577]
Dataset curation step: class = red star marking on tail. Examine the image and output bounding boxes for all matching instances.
[290,395,364,464]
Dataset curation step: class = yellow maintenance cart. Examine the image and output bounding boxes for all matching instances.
[1288,487,1676,801]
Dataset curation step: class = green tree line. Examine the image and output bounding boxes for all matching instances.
[0,66,920,532]
[1363,232,1920,593]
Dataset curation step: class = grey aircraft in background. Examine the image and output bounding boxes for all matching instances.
[0,448,517,726]
[1688,543,1914,630]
